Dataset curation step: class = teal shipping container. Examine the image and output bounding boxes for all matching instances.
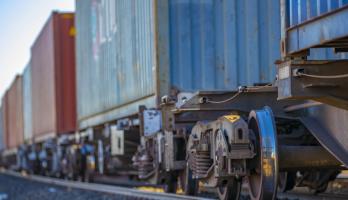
[282,0,348,58]
[75,0,281,129]
[23,63,33,142]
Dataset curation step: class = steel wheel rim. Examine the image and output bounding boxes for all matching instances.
[182,162,197,195]
[278,172,288,192]
[247,106,278,200]
[217,179,241,200]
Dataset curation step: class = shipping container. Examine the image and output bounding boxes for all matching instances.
[1,95,8,150]
[23,63,33,142]
[31,12,76,141]
[3,76,24,149]
[75,0,281,129]
[0,105,5,151]
[281,0,348,56]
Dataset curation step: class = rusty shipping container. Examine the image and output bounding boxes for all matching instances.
[3,76,24,149]
[31,12,76,142]
[0,105,5,151]
[1,95,8,150]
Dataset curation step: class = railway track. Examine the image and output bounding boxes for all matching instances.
[277,177,348,200]
[278,192,348,200]
[3,170,348,200]
[0,170,214,200]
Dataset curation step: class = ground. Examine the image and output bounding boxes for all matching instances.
[0,174,122,200]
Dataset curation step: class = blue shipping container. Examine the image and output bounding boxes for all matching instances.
[76,0,281,129]
[282,0,348,56]
[286,0,348,27]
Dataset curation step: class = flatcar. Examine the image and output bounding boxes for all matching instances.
[1,1,348,200]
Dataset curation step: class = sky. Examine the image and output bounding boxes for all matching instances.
[0,0,75,98]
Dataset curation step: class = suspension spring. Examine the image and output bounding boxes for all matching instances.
[190,150,213,179]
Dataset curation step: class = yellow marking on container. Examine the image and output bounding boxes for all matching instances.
[224,115,240,122]
[61,14,74,19]
[69,27,76,36]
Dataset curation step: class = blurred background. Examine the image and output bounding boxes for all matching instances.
[0,0,74,98]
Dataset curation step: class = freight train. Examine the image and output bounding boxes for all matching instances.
[1,1,348,200]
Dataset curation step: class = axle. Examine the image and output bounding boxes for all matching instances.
[278,145,342,170]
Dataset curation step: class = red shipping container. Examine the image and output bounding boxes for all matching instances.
[31,12,76,142]
[1,93,8,149]
[3,76,24,149]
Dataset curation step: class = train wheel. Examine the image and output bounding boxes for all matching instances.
[84,170,94,183]
[304,170,339,194]
[278,172,296,193]
[181,162,198,195]
[217,179,241,200]
[163,174,178,193]
[247,107,279,200]
[311,182,328,194]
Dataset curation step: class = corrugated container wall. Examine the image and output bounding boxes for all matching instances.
[1,96,8,149]
[5,76,24,149]
[23,64,33,141]
[284,0,348,59]
[0,105,5,151]
[166,0,280,91]
[75,0,281,129]
[286,0,348,27]
[31,12,76,140]
[75,0,156,129]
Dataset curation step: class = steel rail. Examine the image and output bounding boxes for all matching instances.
[1,170,214,200]
[278,192,348,200]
